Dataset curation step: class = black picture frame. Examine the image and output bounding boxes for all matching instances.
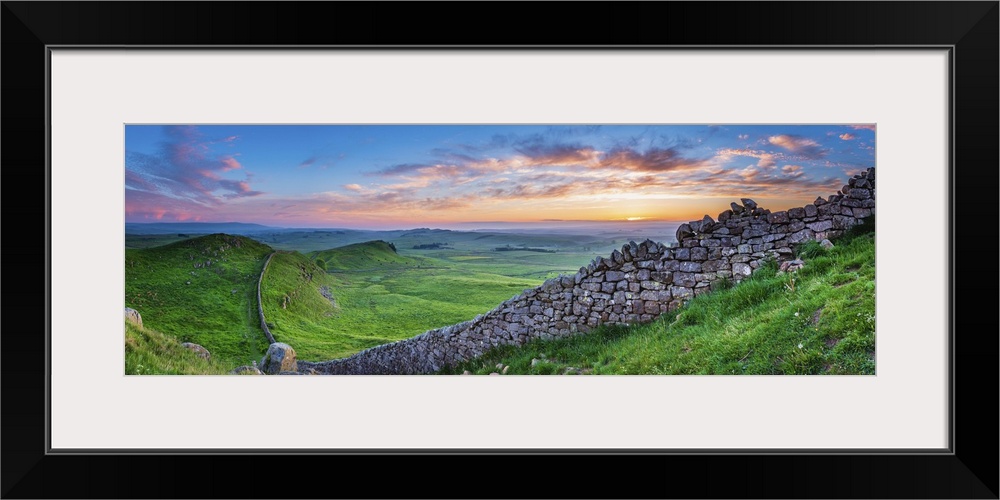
[3,2,996,498]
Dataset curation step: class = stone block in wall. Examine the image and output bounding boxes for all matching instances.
[637,260,657,270]
[787,220,806,232]
[732,263,752,278]
[713,226,730,235]
[741,198,758,210]
[671,286,693,299]
[841,198,862,208]
[730,201,744,213]
[702,259,724,272]
[743,228,768,238]
[660,259,680,271]
[721,247,737,257]
[674,248,690,260]
[807,220,833,232]
[787,229,816,244]
[731,254,751,263]
[679,261,702,272]
[690,247,708,261]
[848,188,871,199]
[673,272,696,287]
[651,272,673,284]
[719,209,733,222]
[768,211,789,224]
[832,215,857,229]
[676,224,694,241]
[641,281,666,291]
[707,248,723,259]
[788,207,806,219]
[805,204,818,217]
[747,237,763,245]
[629,282,641,293]
[737,244,752,254]
[700,238,721,247]
[612,249,624,264]
[682,239,700,248]
[852,208,872,218]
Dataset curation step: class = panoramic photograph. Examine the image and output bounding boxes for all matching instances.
[124,124,876,375]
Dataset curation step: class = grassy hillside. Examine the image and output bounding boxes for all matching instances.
[444,223,876,375]
[258,251,380,360]
[309,240,417,270]
[263,241,544,361]
[125,320,236,375]
[124,234,273,365]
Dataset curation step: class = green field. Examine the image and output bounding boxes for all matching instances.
[124,234,273,366]
[444,223,877,375]
[258,241,560,361]
[124,220,876,374]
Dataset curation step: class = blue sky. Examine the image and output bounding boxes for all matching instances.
[125,124,875,229]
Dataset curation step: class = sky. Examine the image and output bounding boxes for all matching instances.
[124,124,875,229]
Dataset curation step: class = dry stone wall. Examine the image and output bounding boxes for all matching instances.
[300,168,875,375]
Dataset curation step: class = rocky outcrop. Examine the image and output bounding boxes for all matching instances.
[298,168,876,375]
[230,364,263,375]
[260,342,297,374]
[124,307,143,327]
[180,342,211,360]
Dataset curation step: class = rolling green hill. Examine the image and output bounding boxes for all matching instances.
[309,240,423,270]
[263,241,542,360]
[124,234,274,365]
[444,224,876,375]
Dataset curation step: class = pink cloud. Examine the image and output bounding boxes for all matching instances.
[782,165,804,177]
[220,156,242,171]
[839,133,857,141]
[851,124,876,131]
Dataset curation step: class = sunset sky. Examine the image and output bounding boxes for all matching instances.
[124,124,875,229]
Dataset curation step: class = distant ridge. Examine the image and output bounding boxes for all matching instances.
[125,222,276,235]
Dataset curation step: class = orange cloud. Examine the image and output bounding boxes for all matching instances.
[839,133,856,141]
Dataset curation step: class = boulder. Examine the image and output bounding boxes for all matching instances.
[230,365,263,375]
[124,307,143,327]
[180,342,211,360]
[740,198,758,210]
[819,239,835,249]
[260,342,298,374]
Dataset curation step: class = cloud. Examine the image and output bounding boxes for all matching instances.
[299,157,317,168]
[597,146,710,172]
[767,135,826,158]
[838,133,857,141]
[513,143,602,166]
[850,124,876,131]
[782,164,804,177]
[738,134,749,140]
[716,148,778,169]
[124,126,263,221]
